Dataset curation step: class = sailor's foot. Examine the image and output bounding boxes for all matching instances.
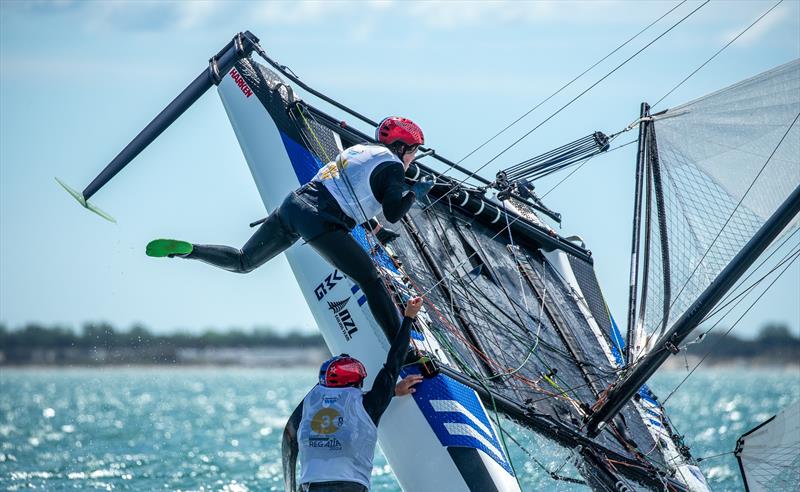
[146,239,193,258]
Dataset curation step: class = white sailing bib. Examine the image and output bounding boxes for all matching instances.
[298,385,378,488]
[312,144,402,223]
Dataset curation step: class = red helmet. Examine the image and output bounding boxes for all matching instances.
[319,354,367,388]
[376,116,424,147]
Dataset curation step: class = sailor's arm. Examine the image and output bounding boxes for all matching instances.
[362,297,423,424]
[281,400,303,492]
[370,162,416,223]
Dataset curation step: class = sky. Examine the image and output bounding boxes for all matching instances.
[1,0,798,337]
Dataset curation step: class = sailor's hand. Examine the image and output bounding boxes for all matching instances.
[376,226,400,245]
[404,297,423,318]
[410,177,434,201]
[395,374,424,396]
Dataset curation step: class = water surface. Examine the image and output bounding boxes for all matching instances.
[1,367,797,491]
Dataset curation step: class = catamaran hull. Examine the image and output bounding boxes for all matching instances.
[217,62,520,492]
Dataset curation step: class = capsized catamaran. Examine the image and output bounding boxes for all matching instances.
[59,29,799,491]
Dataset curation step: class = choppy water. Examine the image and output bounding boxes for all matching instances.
[1,367,797,491]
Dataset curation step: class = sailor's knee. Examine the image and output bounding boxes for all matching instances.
[357,274,385,295]
[236,252,257,273]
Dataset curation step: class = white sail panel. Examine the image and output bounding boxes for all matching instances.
[735,400,800,492]
[631,59,800,359]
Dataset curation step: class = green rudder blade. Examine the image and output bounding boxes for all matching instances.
[55,177,116,223]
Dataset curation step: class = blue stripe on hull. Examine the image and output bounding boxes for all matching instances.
[402,367,514,474]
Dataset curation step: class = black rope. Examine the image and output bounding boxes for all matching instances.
[696,451,734,463]
[652,0,785,109]
[422,0,711,214]
[501,132,610,183]
[452,0,688,169]
[540,138,637,199]
[475,1,710,178]
[416,204,624,404]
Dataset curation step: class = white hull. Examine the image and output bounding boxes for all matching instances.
[217,65,520,492]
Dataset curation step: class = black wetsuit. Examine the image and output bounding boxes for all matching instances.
[282,315,413,492]
[183,160,415,339]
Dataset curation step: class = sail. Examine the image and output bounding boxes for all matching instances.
[629,59,800,361]
[735,401,800,492]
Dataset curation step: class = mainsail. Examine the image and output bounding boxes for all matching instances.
[627,59,800,362]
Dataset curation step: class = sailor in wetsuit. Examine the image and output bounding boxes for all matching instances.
[283,297,424,492]
[145,116,432,340]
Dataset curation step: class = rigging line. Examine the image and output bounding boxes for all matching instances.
[540,136,635,198]
[700,230,800,324]
[636,111,800,351]
[501,428,589,485]
[432,255,565,378]
[683,245,800,352]
[408,210,625,390]
[418,191,627,367]
[652,0,785,110]
[451,0,689,169]
[457,276,619,378]
[452,276,586,383]
[420,134,636,301]
[660,250,800,406]
[450,278,621,394]
[695,451,734,463]
[448,0,711,187]
[504,202,532,312]
[421,289,590,406]
[431,229,619,376]
[420,0,712,214]
[414,278,554,393]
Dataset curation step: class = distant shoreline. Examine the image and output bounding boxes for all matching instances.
[2,322,797,368]
[2,358,798,370]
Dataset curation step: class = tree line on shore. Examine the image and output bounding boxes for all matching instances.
[0,322,325,350]
[0,321,797,365]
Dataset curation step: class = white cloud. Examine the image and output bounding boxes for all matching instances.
[174,1,224,30]
[719,2,792,46]
[5,0,660,33]
[404,1,642,29]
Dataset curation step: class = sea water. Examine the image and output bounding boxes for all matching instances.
[1,367,797,491]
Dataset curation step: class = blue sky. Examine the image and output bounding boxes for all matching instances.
[1,0,798,337]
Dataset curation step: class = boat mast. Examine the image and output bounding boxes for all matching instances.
[625,103,650,363]
[586,184,800,436]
